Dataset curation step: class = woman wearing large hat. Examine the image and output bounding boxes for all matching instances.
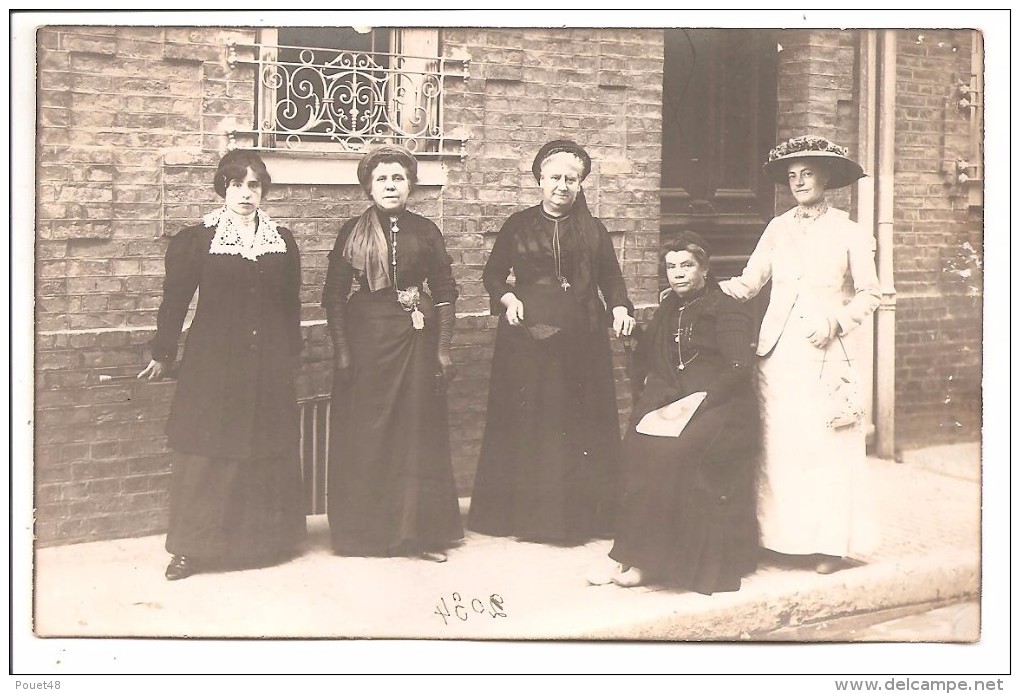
[719,136,881,574]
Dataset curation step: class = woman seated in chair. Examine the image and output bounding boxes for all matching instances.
[592,232,760,594]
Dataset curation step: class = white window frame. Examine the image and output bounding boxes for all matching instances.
[227,28,469,185]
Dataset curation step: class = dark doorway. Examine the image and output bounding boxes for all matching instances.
[660,29,779,280]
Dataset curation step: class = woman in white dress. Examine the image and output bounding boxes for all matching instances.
[719,136,881,574]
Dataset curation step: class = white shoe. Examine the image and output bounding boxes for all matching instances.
[611,567,646,588]
[586,559,624,586]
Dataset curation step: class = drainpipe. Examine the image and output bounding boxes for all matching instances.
[856,30,878,448]
[874,30,898,459]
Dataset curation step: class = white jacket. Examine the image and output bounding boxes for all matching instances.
[719,206,881,357]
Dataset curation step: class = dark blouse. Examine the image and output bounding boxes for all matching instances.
[150,221,302,459]
[482,205,632,327]
[634,284,756,418]
[322,208,458,308]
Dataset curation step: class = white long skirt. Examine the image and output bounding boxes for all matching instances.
[755,313,880,558]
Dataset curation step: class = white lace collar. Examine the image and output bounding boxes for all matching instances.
[792,199,830,225]
[204,206,287,261]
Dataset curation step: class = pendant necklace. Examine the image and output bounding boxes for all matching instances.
[674,294,703,371]
[551,217,571,292]
[391,215,424,330]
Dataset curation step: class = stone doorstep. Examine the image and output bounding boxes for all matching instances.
[576,551,980,642]
[756,600,980,642]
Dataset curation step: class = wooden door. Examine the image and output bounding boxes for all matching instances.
[660,29,778,281]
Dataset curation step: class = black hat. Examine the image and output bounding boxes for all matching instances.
[531,140,592,182]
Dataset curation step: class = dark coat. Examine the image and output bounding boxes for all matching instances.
[609,283,760,593]
[150,220,302,460]
[481,204,633,326]
[322,208,459,308]
[631,283,758,423]
[321,207,462,555]
[468,204,633,542]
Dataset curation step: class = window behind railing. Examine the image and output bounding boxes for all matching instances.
[228,27,469,158]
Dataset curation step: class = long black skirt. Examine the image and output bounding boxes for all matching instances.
[164,451,306,565]
[327,290,463,556]
[468,285,621,543]
[609,402,758,595]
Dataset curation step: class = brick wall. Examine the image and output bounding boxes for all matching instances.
[441,27,664,308]
[34,26,664,545]
[890,29,982,447]
[774,29,860,214]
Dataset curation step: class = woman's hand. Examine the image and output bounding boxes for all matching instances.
[437,352,457,383]
[807,316,837,349]
[501,292,524,326]
[334,349,353,383]
[612,306,635,338]
[137,359,169,381]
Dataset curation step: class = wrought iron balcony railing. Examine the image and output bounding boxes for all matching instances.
[228,40,469,158]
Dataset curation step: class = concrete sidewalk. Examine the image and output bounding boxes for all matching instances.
[32,443,981,642]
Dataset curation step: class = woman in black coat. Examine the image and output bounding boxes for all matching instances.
[322,145,463,562]
[139,150,305,580]
[590,232,760,594]
[468,140,635,544]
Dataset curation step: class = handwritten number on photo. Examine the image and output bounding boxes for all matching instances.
[435,593,507,624]
[488,593,507,618]
[434,597,452,625]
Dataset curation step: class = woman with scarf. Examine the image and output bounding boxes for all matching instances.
[719,136,881,575]
[468,139,635,545]
[322,145,462,563]
[139,150,305,580]
[591,232,760,593]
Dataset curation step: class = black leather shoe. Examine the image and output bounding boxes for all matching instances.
[165,555,198,581]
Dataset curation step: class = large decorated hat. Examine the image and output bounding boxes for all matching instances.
[762,135,866,189]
